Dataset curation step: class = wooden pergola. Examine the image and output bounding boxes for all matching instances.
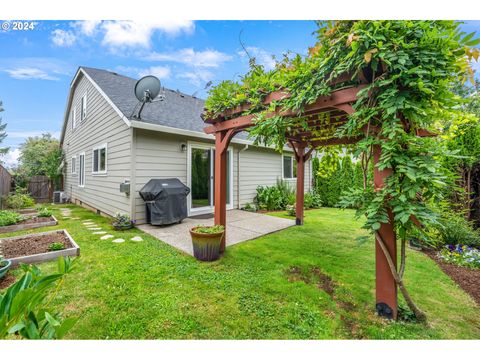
[202,76,433,320]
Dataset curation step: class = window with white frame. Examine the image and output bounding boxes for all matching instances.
[81,93,87,122]
[78,153,85,187]
[92,144,107,174]
[72,107,77,130]
[283,155,297,179]
[71,156,76,174]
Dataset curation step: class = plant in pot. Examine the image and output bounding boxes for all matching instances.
[0,256,12,280]
[112,212,135,230]
[189,225,225,261]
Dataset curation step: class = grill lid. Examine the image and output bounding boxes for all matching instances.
[139,178,190,201]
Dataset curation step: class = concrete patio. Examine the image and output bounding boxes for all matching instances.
[138,210,295,255]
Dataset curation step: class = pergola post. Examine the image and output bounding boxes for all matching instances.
[373,144,398,320]
[295,145,306,225]
[214,129,235,253]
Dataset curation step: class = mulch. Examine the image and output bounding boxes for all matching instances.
[1,232,72,259]
[0,273,17,290]
[423,248,480,305]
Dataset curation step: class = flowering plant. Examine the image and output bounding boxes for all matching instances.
[112,212,135,230]
[440,245,480,269]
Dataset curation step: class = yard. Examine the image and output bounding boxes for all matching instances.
[1,204,478,339]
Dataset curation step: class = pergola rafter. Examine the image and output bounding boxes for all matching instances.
[203,81,433,320]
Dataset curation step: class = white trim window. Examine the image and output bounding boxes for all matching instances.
[282,154,297,179]
[72,107,77,130]
[71,156,76,174]
[92,143,107,175]
[78,153,85,187]
[81,93,87,122]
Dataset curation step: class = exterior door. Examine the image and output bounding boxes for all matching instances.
[188,143,232,215]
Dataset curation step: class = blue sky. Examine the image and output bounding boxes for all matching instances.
[0,20,479,167]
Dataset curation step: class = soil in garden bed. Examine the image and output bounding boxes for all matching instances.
[1,232,73,259]
[0,273,17,289]
[16,216,54,226]
[423,249,480,305]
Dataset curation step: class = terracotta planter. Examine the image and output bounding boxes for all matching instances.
[189,227,224,261]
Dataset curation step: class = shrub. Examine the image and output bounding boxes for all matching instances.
[242,203,257,212]
[0,210,23,226]
[286,204,296,216]
[255,179,294,211]
[37,207,53,217]
[440,245,480,269]
[112,212,134,229]
[425,211,480,248]
[5,189,35,210]
[304,191,322,209]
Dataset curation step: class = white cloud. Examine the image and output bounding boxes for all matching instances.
[101,20,194,49]
[3,67,59,81]
[1,148,20,169]
[51,29,76,47]
[238,46,277,71]
[74,20,101,36]
[147,48,232,68]
[178,69,213,87]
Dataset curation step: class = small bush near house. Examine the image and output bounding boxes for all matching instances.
[440,245,480,269]
[37,207,53,217]
[112,212,135,230]
[242,203,257,212]
[5,188,35,210]
[0,210,23,226]
[255,179,294,211]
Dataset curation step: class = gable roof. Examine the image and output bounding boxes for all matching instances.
[60,66,250,145]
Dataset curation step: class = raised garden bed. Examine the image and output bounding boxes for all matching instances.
[17,208,38,215]
[0,215,58,234]
[0,229,80,265]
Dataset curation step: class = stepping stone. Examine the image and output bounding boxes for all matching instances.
[83,222,95,225]
[101,234,114,240]
[112,238,125,243]
[71,217,81,220]
[131,236,143,242]
[93,231,107,234]
[88,227,102,231]
[62,217,71,219]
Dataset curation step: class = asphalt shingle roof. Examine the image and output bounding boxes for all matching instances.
[81,66,248,139]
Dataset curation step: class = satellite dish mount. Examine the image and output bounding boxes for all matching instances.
[131,75,163,120]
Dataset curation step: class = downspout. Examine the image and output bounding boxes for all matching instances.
[237,144,249,209]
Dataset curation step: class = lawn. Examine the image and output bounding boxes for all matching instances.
[1,205,479,339]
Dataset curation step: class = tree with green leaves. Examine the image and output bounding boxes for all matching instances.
[18,133,64,197]
[0,101,10,161]
[205,21,480,320]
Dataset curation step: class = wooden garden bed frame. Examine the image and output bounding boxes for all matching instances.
[203,81,435,320]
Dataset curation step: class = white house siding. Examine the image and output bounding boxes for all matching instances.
[238,146,312,208]
[62,73,132,217]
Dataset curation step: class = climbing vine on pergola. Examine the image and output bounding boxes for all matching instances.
[202,21,480,320]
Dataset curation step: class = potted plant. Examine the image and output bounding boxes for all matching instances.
[112,212,135,230]
[0,256,12,279]
[189,225,225,261]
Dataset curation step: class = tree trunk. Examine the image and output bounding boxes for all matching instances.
[375,232,427,322]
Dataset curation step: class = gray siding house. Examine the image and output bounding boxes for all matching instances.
[60,67,313,224]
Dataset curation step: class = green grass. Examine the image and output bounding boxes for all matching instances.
[1,205,479,339]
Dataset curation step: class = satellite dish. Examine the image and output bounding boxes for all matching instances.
[134,75,161,102]
[131,75,164,120]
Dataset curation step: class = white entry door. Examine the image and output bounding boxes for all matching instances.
[187,143,233,215]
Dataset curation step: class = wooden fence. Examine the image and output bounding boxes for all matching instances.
[28,175,50,203]
[0,164,12,209]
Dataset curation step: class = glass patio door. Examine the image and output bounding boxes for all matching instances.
[189,145,232,214]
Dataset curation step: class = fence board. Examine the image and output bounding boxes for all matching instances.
[0,164,12,209]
